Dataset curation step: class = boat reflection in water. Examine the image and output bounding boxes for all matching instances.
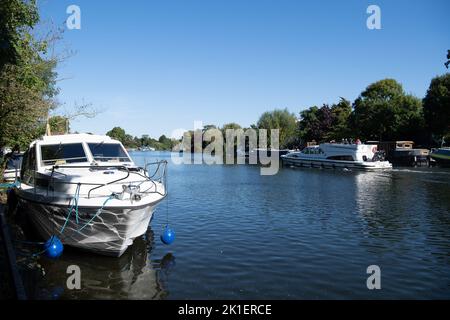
[353,171,399,233]
[28,229,175,300]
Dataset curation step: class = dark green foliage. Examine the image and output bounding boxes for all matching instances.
[0,0,59,150]
[351,79,424,142]
[298,98,352,145]
[423,73,450,144]
[106,127,175,150]
[256,109,297,148]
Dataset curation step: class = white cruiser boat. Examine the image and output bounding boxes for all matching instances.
[13,134,167,257]
[281,143,392,170]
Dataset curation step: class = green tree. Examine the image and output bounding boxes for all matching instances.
[257,109,297,148]
[0,0,59,150]
[158,134,174,150]
[0,65,49,149]
[298,106,321,143]
[124,134,136,148]
[329,98,352,141]
[0,0,39,70]
[298,102,348,144]
[202,124,217,132]
[351,79,424,141]
[221,123,241,131]
[48,115,68,135]
[106,127,127,143]
[219,123,243,154]
[423,73,450,143]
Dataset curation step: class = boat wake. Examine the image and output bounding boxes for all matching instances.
[392,168,450,175]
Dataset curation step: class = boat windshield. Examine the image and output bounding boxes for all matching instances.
[41,143,88,166]
[87,143,131,162]
[302,147,322,154]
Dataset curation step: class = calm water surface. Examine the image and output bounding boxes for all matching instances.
[14,151,450,299]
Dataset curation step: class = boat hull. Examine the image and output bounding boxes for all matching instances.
[17,197,157,257]
[281,156,392,170]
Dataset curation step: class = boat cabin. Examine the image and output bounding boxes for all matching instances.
[20,134,134,177]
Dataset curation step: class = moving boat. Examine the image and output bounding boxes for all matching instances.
[430,147,450,167]
[13,134,167,257]
[281,143,392,170]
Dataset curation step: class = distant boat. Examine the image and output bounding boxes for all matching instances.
[430,147,450,167]
[281,143,392,170]
[138,146,156,151]
[366,140,429,167]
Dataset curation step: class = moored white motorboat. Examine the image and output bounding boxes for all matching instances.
[13,134,167,257]
[281,143,392,170]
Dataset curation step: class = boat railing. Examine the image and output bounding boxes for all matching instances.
[45,160,168,199]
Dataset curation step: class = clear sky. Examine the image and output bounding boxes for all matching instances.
[38,0,449,138]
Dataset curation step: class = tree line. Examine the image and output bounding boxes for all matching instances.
[106,127,176,150]
[108,73,449,152]
[251,75,449,149]
[163,74,449,151]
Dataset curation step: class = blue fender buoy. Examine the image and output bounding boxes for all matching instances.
[50,286,65,300]
[44,236,64,259]
[161,226,175,245]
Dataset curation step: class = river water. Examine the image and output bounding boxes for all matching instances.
[11,151,450,299]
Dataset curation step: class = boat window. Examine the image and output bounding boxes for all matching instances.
[87,143,130,162]
[326,155,354,161]
[20,147,36,182]
[41,143,88,166]
[29,147,36,169]
[20,150,29,179]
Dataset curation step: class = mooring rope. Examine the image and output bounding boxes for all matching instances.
[60,183,81,234]
[77,194,115,233]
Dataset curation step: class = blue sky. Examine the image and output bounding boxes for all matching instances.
[39,0,449,138]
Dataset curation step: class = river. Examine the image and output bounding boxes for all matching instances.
[9,151,450,299]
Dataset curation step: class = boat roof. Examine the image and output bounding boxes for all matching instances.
[31,134,120,146]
